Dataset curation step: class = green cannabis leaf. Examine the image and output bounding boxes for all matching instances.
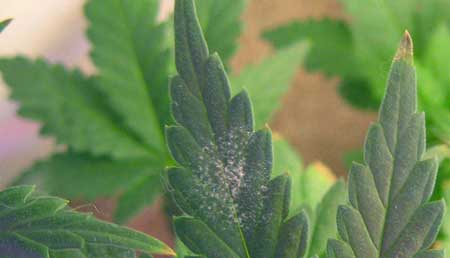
[272,138,347,258]
[327,33,446,258]
[230,44,308,128]
[167,0,309,257]
[195,0,247,64]
[0,0,172,223]
[2,0,305,224]
[264,0,450,206]
[441,189,450,251]
[0,185,174,258]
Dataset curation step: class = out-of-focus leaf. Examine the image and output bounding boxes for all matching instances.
[195,0,247,64]
[307,180,346,258]
[0,58,151,159]
[230,43,308,128]
[11,152,165,224]
[85,0,168,154]
[272,137,346,258]
[263,19,357,78]
[2,0,174,223]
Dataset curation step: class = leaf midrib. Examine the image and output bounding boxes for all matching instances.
[378,114,418,256]
[104,0,166,154]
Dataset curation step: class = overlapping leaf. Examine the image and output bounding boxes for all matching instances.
[10,152,164,224]
[167,1,309,257]
[263,0,450,135]
[327,33,445,258]
[195,0,247,65]
[0,0,171,223]
[272,138,346,258]
[264,0,450,209]
[2,0,307,224]
[0,185,174,258]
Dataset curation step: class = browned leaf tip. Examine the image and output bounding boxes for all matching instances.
[394,30,414,64]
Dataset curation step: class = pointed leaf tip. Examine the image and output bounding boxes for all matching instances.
[394,31,414,64]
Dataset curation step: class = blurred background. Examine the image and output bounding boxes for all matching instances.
[0,0,376,187]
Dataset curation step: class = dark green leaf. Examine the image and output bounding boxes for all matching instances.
[327,33,445,258]
[167,1,310,257]
[0,185,174,258]
[264,2,450,180]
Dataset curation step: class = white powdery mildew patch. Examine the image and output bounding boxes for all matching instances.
[187,126,270,232]
[192,142,238,228]
[209,127,269,230]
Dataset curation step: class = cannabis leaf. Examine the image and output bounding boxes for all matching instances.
[272,139,346,258]
[441,189,450,252]
[264,0,450,206]
[263,19,355,79]
[2,0,306,224]
[0,0,171,223]
[230,44,308,128]
[85,0,171,148]
[167,0,309,257]
[327,33,445,258]
[263,0,450,139]
[0,185,174,258]
[195,0,247,64]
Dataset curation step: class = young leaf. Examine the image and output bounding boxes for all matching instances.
[3,0,304,224]
[167,0,309,257]
[0,185,174,258]
[327,33,446,258]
